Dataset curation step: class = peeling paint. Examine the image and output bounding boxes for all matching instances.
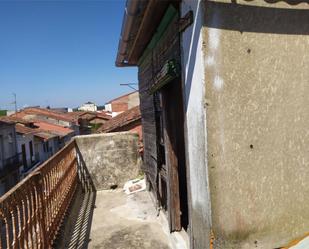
[208,28,221,51]
[205,55,215,66]
[213,75,224,90]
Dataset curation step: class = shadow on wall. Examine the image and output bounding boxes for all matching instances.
[54,147,97,249]
[184,1,309,114]
[204,1,309,34]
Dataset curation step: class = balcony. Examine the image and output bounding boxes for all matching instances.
[0,133,174,249]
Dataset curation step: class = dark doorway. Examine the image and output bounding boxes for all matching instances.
[29,141,33,164]
[21,144,27,169]
[0,135,4,164]
[155,92,168,212]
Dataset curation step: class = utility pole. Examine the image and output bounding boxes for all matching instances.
[12,93,17,115]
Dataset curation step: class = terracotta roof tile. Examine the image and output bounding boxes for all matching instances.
[34,132,56,141]
[98,106,141,133]
[15,124,36,135]
[65,111,87,119]
[0,120,14,125]
[0,116,33,125]
[13,108,77,123]
[65,111,111,121]
[33,121,74,137]
[95,112,112,120]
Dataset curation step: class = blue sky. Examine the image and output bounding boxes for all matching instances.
[0,0,138,109]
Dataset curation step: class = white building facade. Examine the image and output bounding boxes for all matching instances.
[78,102,97,112]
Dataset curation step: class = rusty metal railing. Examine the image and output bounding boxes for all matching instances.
[0,140,78,249]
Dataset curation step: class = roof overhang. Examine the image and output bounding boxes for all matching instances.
[115,0,172,67]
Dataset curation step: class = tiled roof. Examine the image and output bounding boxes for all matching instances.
[33,121,74,137]
[65,111,87,119]
[14,108,76,123]
[98,106,141,133]
[1,115,73,140]
[105,91,138,104]
[34,132,56,141]
[65,111,111,121]
[0,120,14,125]
[95,112,112,120]
[79,112,97,120]
[0,116,33,125]
[15,124,36,135]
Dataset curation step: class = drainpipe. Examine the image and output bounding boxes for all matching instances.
[115,0,140,67]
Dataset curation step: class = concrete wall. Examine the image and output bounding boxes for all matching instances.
[128,91,140,109]
[104,103,112,113]
[46,138,56,158]
[17,133,34,169]
[75,132,140,190]
[34,138,46,162]
[23,114,72,128]
[33,137,53,162]
[0,124,19,194]
[0,124,17,167]
[201,1,309,248]
[108,91,140,113]
[180,1,212,248]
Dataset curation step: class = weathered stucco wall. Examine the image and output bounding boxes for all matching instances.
[0,124,17,164]
[202,1,309,248]
[17,133,34,168]
[128,91,140,109]
[75,132,139,190]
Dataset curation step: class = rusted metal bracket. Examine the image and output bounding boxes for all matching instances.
[178,10,193,33]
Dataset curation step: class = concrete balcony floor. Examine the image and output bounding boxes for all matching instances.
[56,187,172,249]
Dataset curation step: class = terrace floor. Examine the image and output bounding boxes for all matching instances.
[55,186,172,249]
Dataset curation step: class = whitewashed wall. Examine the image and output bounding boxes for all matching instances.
[180,1,211,248]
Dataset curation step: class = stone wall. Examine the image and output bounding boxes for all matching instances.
[75,132,140,190]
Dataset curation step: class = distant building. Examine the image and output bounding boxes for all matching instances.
[33,121,75,147]
[15,124,38,175]
[51,107,73,113]
[104,91,139,117]
[98,106,142,143]
[66,111,111,135]
[13,107,79,135]
[33,131,58,163]
[78,102,97,112]
[6,110,16,116]
[0,120,21,195]
[0,115,75,179]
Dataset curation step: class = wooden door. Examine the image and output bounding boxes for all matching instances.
[161,77,188,231]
